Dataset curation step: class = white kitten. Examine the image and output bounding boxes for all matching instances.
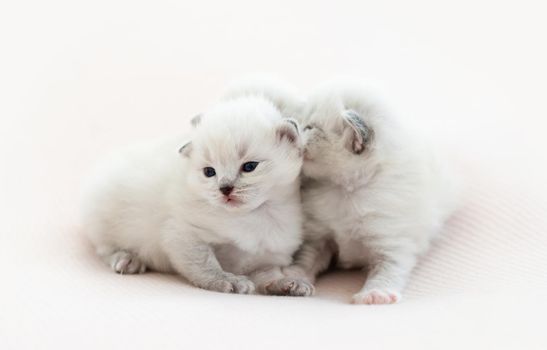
[82,94,313,296]
[284,81,460,304]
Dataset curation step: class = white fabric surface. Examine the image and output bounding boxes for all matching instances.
[1,1,547,349]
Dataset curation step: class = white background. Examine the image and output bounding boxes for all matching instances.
[1,1,546,349]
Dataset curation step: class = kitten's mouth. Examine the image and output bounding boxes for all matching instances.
[222,196,242,207]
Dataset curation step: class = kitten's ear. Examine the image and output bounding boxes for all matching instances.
[276,118,300,145]
[178,142,192,157]
[190,114,202,128]
[342,109,371,154]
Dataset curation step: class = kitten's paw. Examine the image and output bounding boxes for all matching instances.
[207,275,256,294]
[352,289,401,305]
[109,251,146,274]
[264,277,315,297]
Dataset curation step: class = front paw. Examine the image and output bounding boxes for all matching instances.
[352,289,401,305]
[264,277,315,297]
[206,274,256,295]
[109,251,146,274]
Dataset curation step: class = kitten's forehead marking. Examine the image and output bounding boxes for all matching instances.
[191,114,202,128]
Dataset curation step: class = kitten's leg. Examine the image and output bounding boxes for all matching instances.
[352,253,416,305]
[283,239,335,285]
[163,237,255,294]
[250,267,314,297]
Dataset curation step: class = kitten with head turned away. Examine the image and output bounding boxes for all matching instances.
[286,80,460,304]
[231,78,460,304]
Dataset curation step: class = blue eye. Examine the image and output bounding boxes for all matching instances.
[241,161,259,172]
[203,167,216,177]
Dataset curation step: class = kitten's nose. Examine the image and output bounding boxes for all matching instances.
[219,186,234,196]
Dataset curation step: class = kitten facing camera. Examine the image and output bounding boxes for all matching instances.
[284,81,460,304]
[82,94,312,296]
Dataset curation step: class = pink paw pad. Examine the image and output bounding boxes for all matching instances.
[352,289,401,305]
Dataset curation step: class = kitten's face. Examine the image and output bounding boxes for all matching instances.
[183,97,302,212]
[301,109,374,183]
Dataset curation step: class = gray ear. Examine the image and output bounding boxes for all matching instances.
[178,142,192,157]
[276,118,300,145]
[342,110,371,154]
[190,114,202,128]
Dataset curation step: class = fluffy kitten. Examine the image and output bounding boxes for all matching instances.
[284,81,460,304]
[82,94,313,296]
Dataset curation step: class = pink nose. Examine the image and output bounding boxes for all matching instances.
[220,186,234,196]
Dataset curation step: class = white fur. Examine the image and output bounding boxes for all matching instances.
[82,94,313,296]
[285,81,461,304]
